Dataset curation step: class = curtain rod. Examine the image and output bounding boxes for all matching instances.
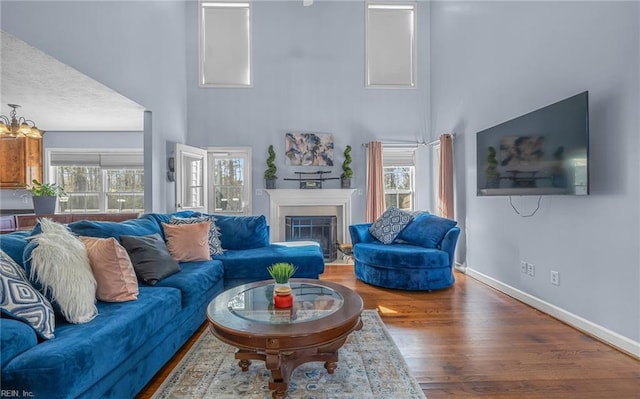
[427,133,456,146]
[361,134,456,148]
[361,140,425,148]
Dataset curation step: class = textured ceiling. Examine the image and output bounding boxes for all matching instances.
[1,31,145,132]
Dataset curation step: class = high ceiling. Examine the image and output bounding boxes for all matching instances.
[1,31,145,132]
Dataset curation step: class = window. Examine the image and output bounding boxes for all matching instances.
[200,1,252,87]
[366,2,417,88]
[175,144,208,212]
[208,147,252,214]
[383,147,416,210]
[48,150,144,213]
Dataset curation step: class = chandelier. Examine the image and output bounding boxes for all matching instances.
[0,104,43,138]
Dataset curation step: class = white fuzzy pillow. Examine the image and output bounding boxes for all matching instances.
[26,218,98,324]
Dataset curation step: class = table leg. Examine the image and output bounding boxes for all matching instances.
[238,358,251,372]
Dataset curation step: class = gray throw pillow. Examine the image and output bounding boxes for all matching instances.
[120,234,180,286]
[368,206,414,244]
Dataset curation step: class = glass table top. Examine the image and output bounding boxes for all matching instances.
[227,282,344,325]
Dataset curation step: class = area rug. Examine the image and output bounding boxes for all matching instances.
[151,310,426,399]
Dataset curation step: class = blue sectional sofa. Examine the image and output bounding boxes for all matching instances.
[0,211,324,399]
[349,213,460,291]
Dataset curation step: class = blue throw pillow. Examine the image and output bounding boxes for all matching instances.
[397,213,457,248]
[209,214,269,250]
[368,206,414,244]
[68,218,160,239]
[0,249,55,340]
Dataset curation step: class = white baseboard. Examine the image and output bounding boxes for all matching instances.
[465,267,640,359]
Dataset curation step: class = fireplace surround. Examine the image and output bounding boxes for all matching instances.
[265,189,356,246]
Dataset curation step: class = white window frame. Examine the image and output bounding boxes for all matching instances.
[207,146,252,215]
[199,0,252,88]
[45,148,144,214]
[175,143,208,212]
[383,146,417,211]
[366,2,417,88]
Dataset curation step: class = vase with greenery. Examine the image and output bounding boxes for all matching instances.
[485,146,500,188]
[340,145,353,189]
[24,179,66,215]
[264,145,277,189]
[268,262,297,307]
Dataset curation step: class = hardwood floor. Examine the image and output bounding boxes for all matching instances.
[137,265,640,399]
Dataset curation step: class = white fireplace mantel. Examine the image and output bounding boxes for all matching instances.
[265,189,356,244]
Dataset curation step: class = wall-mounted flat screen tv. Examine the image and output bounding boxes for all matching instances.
[476,91,589,196]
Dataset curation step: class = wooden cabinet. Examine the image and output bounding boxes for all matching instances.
[0,137,43,189]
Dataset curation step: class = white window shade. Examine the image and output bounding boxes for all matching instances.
[200,2,252,87]
[366,3,416,88]
[383,147,416,167]
[51,152,143,168]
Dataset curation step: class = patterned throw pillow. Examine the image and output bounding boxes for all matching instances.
[368,206,414,244]
[0,249,55,339]
[169,216,224,255]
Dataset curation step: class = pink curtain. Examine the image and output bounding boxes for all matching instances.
[365,141,385,222]
[438,134,455,219]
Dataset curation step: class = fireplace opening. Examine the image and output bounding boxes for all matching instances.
[285,215,337,262]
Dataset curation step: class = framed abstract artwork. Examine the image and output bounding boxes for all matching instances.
[285,133,334,166]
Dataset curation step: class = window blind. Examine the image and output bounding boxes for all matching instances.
[383,147,416,167]
[50,152,143,168]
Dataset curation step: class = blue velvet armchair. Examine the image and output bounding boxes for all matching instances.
[349,213,460,291]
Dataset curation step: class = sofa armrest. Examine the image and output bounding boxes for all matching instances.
[439,226,461,267]
[1,319,38,368]
[349,224,377,244]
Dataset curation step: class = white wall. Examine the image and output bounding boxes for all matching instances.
[1,1,189,212]
[2,0,435,218]
[430,1,640,347]
[184,0,433,219]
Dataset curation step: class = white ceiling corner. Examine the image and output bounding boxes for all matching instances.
[1,31,146,132]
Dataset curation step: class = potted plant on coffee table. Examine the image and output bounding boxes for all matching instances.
[267,262,297,307]
[24,179,66,215]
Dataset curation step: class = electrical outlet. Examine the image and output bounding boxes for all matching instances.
[550,270,560,286]
[527,263,535,277]
[520,261,528,274]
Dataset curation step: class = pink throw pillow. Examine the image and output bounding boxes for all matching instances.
[162,221,211,262]
[79,236,139,302]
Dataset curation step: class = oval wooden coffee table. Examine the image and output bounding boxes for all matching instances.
[207,279,364,399]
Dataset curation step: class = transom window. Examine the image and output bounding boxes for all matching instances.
[48,150,144,213]
[199,1,252,87]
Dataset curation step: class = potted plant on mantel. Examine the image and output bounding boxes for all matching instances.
[264,145,277,190]
[24,179,66,215]
[340,145,353,189]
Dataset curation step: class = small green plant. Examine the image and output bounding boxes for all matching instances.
[24,179,66,197]
[486,146,500,180]
[341,145,353,179]
[264,145,277,180]
[267,262,297,284]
